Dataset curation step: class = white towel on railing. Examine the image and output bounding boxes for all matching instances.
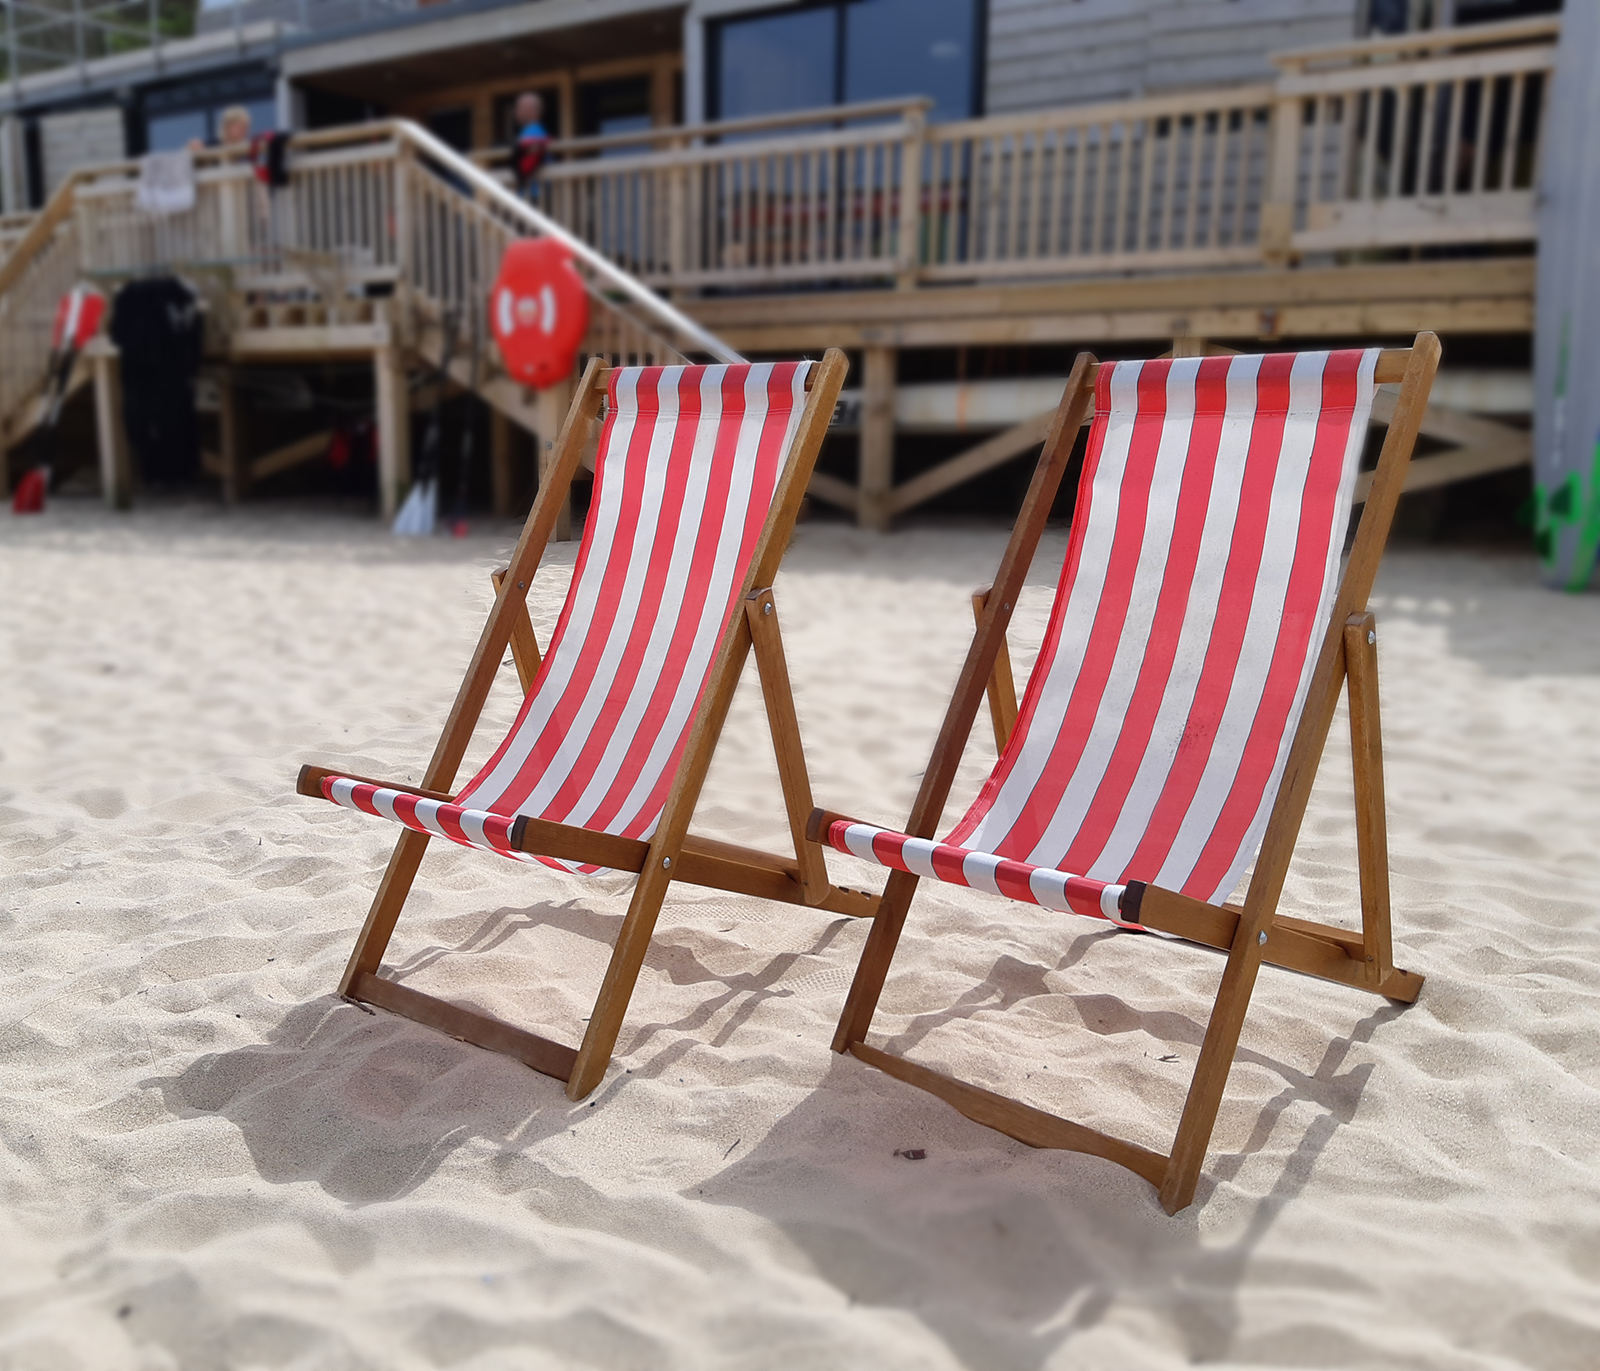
[136,149,195,216]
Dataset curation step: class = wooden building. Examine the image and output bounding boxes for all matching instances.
[0,0,1559,528]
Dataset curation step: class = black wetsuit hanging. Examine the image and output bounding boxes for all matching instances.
[109,276,204,487]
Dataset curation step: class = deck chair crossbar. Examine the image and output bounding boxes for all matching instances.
[820,336,1441,1213]
[299,349,873,1100]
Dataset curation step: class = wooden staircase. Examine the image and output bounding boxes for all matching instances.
[0,120,742,517]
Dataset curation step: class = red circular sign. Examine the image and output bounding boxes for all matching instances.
[490,237,590,390]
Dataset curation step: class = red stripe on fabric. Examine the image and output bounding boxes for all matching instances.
[1119,352,1294,882]
[433,802,470,847]
[946,362,1123,849]
[1058,355,1232,874]
[537,365,708,823]
[1182,349,1362,898]
[1062,876,1108,919]
[929,842,971,886]
[389,792,421,832]
[578,365,755,836]
[991,857,1038,904]
[826,819,856,854]
[989,359,1173,860]
[490,368,666,815]
[349,782,383,818]
[482,813,518,852]
[870,828,910,871]
[610,363,797,838]
[457,370,639,809]
[458,371,642,806]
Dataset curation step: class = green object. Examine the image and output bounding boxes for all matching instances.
[1533,442,1600,591]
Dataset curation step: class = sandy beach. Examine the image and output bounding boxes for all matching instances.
[2,498,1597,1369]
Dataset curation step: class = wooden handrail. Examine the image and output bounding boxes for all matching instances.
[472,94,935,165]
[1273,14,1560,71]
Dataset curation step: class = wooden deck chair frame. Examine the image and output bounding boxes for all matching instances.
[822,334,1441,1214]
[300,349,875,1101]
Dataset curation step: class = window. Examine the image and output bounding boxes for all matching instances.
[426,107,473,153]
[710,0,983,124]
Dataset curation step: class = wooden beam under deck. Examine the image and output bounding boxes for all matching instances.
[689,259,1534,352]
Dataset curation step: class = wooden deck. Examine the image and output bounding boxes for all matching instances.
[0,17,1549,528]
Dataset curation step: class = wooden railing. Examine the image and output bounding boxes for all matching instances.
[1264,15,1557,255]
[0,121,742,440]
[521,15,1553,290]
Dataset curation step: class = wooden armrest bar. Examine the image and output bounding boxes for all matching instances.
[297,764,454,804]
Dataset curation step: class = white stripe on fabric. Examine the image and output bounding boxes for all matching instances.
[1086,352,1263,879]
[963,359,1144,853]
[1022,358,1199,870]
[329,777,359,808]
[1099,885,1125,920]
[1200,346,1379,902]
[459,808,489,849]
[841,822,883,863]
[897,836,941,880]
[960,850,1004,895]
[1028,866,1071,912]
[600,363,785,836]
[1154,350,1331,889]
[456,367,646,809]
[560,366,729,829]
[372,788,402,824]
[603,363,809,837]
[510,371,687,821]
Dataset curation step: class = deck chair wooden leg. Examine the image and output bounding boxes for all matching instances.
[745,587,829,905]
[338,827,432,995]
[1159,913,1270,1213]
[1345,611,1395,988]
[567,859,677,1100]
[833,867,922,1051]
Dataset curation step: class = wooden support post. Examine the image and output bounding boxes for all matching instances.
[535,376,575,541]
[745,587,829,905]
[1260,93,1302,266]
[1344,611,1394,988]
[971,587,1019,754]
[92,351,133,510]
[895,106,926,291]
[489,407,515,519]
[858,344,895,531]
[218,366,247,505]
[374,346,411,522]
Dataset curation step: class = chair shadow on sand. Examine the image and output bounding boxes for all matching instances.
[151,896,1404,1367]
[692,921,1408,1370]
[147,895,856,1205]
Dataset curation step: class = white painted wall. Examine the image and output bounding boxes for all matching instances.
[39,108,126,198]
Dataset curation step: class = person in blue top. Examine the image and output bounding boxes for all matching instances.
[513,92,550,202]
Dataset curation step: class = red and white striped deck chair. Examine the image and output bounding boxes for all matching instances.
[298,350,873,1101]
[817,335,1440,1213]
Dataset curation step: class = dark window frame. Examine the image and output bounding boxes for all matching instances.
[706,0,987,124]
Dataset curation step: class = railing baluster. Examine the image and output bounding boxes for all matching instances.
[1470,77,1491,195]
[1501,70,1526,191]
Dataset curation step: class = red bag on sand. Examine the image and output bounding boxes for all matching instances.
[490,237,589,390]
[12,467,47,514]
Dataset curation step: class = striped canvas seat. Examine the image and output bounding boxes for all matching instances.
[824,348,1380,923]
[320,361,812,869]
